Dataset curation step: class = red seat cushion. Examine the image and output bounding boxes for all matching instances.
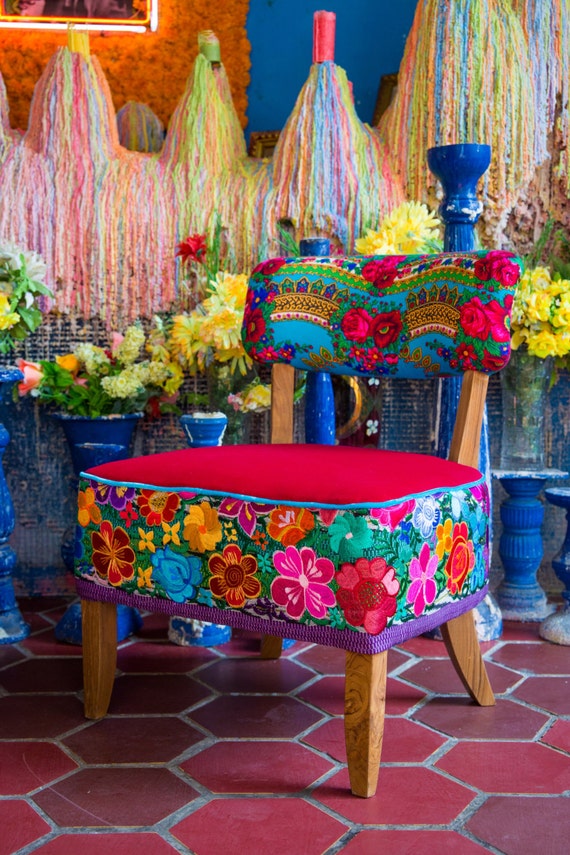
[85,444,482,508]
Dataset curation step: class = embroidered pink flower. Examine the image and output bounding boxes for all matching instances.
[336,557,400,635]
[371,500,414,530]
[318,508,339,526]
[460,296,492,338]
[341,308,373,342]
[218,498,273,537]
[271,545,336,619]
[407,542,438,617]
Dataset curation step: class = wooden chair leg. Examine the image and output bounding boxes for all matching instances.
[82,599,117,720]
[440,610,495,706]
[344,650,387,798]
[260,634,283,659]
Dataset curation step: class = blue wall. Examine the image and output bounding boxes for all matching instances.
[244,0,418,138]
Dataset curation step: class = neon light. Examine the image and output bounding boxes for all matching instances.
[0,0,156,31]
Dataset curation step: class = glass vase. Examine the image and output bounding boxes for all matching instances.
[500,349,553,471]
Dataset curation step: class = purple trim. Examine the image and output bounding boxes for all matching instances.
[75,578,488,655]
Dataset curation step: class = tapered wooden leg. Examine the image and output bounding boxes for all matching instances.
[344,650,387,798]
[441,610,495,706]
[260,634,283,659]
[82,599,117,720]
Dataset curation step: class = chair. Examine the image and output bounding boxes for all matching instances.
[75,248,522,797]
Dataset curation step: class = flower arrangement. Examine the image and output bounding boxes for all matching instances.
[355,201,443,255]
[0,241,52,354]
[16,324,183,418]
[170,228,272,417]
[510,267,570,358]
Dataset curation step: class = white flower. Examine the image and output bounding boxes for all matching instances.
[412,496,441,538]
[366,419,379,436]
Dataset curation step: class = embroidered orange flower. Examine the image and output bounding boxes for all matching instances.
[91,521,135,586]
[445,521,475,595]
[137,490,180,526]
[183,502,222,552]
[435,518,453,559]
[208,544,261,607]
[267,506,314,546]
[77,487,102,528]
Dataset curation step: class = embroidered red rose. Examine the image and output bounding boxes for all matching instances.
[445,521,475,595]
[336,556,400,635]
[370,311,403,349]
[460,296,492,338]
[481,351,507,371]
[255,258,287,276]
[341,307,373,342]
[361,257,405,290]
[243,308,266,343]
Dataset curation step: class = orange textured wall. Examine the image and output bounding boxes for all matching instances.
[0,0,251,131]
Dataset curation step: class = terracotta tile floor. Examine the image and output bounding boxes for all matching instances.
[1,597,570,855]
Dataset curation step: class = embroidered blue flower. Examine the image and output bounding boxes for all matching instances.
[412,496,441,539]
[151,547,202,603]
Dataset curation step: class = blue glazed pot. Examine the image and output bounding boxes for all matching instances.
[54,412,143,476]
[180,413,228,448]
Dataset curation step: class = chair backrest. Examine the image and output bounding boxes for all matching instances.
[242,250,522,464]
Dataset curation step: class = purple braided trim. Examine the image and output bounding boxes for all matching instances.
[75,579,488,655]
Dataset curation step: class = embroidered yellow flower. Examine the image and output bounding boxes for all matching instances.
[138,528,156,553]
[77,487,102,528]
[162,521,181,546]
[435,518,453,559]
[183,502,222,552]
[137,566,153,589]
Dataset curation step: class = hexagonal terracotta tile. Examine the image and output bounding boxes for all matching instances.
[181,740,336,792]
[0,695,84,739]
[401,658,520,695]
[189,694,323,738]
[117,639,216,672]
[198,657,313,693]
[342,829,491,854]
[436,741,570,793]
[33,768,198,827]
[32,833,180,854]
[0,657,83,693]
[108,673,211,714]
[302,715,447,764]
[490,641,570,675]
[513,676,570,715]
[0,741,78,795]
[170,798,347,855]
[413,697,550,739]
[542,718,570,754]
[0,800,51,855]
[466,795,570,855]
[63,716,205,764]
[315,766,476,825]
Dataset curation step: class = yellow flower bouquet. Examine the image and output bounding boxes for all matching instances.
[356,201,443,255]
[0,240,53,354]
[510,266,570,359]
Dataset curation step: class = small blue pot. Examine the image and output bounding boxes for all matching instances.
[180,413,228,448]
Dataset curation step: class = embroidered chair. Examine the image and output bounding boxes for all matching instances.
[75,249,521,797]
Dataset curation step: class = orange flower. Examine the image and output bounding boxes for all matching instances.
[267,506,314,546]
[16,358,43,396]
[183,501,222,552]
[56,353,80,374]
[91,520,135,586]
[137,490,180,526]
[444,522,475,595]
[77,487,102,528]
[208,543,261,607]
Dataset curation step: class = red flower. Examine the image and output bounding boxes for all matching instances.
[445,522,475,595]
[208,544,261,607]
[336,557,400,635]
[371,311,403,349]
[255,258,287,276]
[460,296,491,338]
[341,308,373,342]
[243,307,266,343]
[176,234,207,264]
[137,490,180,526]
[455,342,478,368]
[91,520,135,586]
[361,257,405,290]
[485,299,511,342]
[481,350,507,371]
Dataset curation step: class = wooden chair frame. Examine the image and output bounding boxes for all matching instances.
[81,362,494,798]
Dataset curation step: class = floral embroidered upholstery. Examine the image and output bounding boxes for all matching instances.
[243,250,519,378]
[74,250,522,656]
